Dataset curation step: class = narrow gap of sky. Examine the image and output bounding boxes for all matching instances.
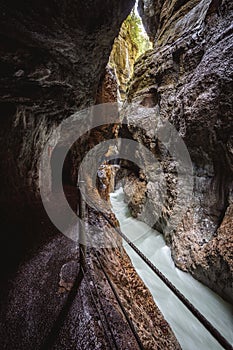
[134,0,147,36]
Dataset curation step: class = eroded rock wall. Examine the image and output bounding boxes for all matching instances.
[109,12,143,101]
[0,0,135,268]
[122,0,233,302]
[0,2,182,349]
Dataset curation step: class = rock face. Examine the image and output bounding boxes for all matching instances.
[122,0,233,302]
[96,66,118,104]
[0,0,134,269]
[0,1,182,349]
[109,11,148,101]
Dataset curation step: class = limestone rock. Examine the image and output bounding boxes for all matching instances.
[96,66,118,104]
[109,11,150,101]
[122,0,233,302]
[0,0,135,266]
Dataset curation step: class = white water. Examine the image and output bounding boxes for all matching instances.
[110,188,233,350]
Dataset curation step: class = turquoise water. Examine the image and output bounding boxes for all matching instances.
[110,188,233,350]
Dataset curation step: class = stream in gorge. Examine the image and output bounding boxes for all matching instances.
[110,187,233,350]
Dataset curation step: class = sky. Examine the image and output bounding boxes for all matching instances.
[134,0,148,36]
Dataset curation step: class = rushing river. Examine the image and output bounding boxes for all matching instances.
[110,188,233,350]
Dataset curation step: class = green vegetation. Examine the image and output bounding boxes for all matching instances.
[125,9,152,58]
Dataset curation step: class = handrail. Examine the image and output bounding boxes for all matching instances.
[80,262,120,350]
[90,248,145,350]
[87,196,233,350]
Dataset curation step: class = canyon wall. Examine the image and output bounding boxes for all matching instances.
[0,1,182,349]
[109,13,141,101]
[0,0,135,268]
[109,11,151,102]
[122,0,233,302]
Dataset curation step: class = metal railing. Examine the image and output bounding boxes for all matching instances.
[87,194,233,350]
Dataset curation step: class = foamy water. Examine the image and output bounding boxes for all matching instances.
[110,188,233,350]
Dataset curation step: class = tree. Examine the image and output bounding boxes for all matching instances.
[125,9,152,58]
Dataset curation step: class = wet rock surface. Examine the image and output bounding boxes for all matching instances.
[0,0,232,348]
[0,0,135,267]
[0,190,181,350]
[122,0,233,302]
[1,0,180,348]
[95,247,181,350]
[0,172,181,349]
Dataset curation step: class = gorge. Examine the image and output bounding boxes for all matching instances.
[0,0,232,349]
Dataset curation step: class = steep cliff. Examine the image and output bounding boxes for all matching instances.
[122,0,233,302]
[0,0,135,268]
[0,1,182,349]
[109,10,151,101]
